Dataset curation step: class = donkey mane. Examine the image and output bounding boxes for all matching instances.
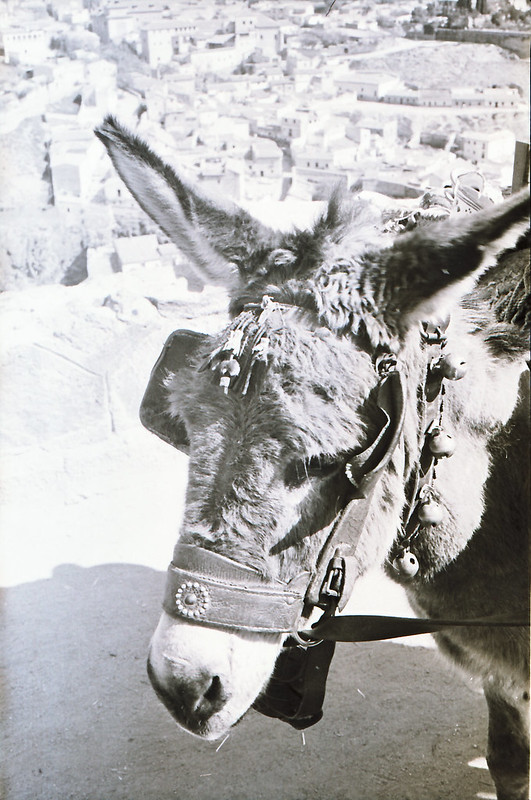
[464,237,530,357]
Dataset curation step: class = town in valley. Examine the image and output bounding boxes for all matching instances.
[0,0,529,289]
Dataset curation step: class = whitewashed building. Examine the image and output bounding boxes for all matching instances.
[48,0,88,25]
[191,42,251,74]
[196,160,242,201]
[140,20,197,68]
[1,24,50,64]
[247,137,283,178]
[91,1,169,45]
[49,129,101,202]
[114,234,160,271]
[254,14,282,57]
[460,130,516,163]
[334,71,399,100]
[452,86,520,109]
[277,106,318,140]
[384,86,453,107]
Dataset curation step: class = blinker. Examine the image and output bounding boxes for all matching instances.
[140,329,209,452]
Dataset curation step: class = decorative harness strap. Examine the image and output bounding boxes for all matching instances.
[304,359,406,615]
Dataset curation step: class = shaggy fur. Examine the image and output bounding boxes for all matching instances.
[96,116,530,799]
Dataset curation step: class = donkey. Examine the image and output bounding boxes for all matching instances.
[96,116,530,800]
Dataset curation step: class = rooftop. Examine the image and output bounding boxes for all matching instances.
[142,19,197,31]
[461,129,515,141]
[250,137,282,158]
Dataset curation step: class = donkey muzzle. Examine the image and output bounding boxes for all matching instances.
[147,654,228,735]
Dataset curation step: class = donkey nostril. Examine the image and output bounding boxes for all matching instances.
[147,657,228,726]
[203,675,226,709]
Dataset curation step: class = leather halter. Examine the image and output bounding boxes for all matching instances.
[141,324,527,640]
[141,327,406,634]
[142,319,527,731]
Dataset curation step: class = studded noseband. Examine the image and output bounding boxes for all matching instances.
[163,544,310,634]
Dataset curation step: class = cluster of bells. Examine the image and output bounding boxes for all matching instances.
[392,350,468,580]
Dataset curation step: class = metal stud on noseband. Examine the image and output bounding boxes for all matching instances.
[174,581,211,620]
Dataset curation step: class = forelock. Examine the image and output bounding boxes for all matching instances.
[231,196,397,347]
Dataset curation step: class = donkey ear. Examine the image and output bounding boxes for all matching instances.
[95,116,278,290]
[375,189,529,333]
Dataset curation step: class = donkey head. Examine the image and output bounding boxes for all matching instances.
[96,117,529,740]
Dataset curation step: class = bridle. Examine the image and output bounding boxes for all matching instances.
[141,299,528,727]
[158,351,405,636]
[141,298,408,632]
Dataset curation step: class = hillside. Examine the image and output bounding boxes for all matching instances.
[356,41,529,98]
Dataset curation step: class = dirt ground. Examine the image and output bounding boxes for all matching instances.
[2,562,496,800]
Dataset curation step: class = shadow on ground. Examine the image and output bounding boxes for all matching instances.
[1,564,495,800]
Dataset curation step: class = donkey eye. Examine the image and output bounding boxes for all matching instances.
[285,455,343,488]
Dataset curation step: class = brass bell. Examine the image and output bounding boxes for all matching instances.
[392,549,419,578]
[427,428,456,458]
[438,353,467,380]
[417,497,444,526]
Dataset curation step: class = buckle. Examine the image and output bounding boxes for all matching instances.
[420,319,449,346]
[319,554,345,609]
